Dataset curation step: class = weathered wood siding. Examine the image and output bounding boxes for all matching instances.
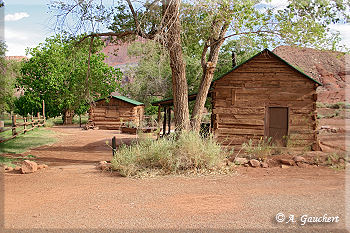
[89,98,144,130]
[212,51,318,149]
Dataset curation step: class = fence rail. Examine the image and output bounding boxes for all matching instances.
[0,113,46,143]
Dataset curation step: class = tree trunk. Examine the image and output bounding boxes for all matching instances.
[191,23,229,131]
[163,0,190,131]
[63,110,74,125]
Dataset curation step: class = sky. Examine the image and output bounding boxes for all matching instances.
[2,0,350,56]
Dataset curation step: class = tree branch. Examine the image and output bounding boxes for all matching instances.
[201,41,209,69]
[85,36,94,97]
[208,30,282,48]
[76,31,136,44]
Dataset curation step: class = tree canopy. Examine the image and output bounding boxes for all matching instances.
[16,35,122,122]
[50,0,350,130]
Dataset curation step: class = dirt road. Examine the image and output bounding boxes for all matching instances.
[2,126,348,231]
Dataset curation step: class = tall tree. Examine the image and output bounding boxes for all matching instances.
[51,0,350,130]
[17,35,121,123]
[0,42,20,113]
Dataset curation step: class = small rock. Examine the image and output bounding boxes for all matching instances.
[280,159,295,166]
[293,156,306,163]
[321,125,331,130]
[281,164,290,169]
[96,163,111,170]
[234,157,248,165]
[330,128,337,133]
[43,164,48,168]
[5,166,14,172]
[339,158,345,163]
[261,162,269,168]
[14,166,21,171]
[37,164,44,169]
[21,160,38,174]
[249,159,260,167]
[296,162,308,168]
[99,161,107,164]
[244,164,249,167]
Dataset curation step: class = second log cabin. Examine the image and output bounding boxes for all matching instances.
[153,49,321,150]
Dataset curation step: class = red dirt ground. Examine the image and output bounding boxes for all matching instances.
[1,125,348,231]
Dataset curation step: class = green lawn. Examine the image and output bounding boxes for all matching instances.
[0,127,57,154]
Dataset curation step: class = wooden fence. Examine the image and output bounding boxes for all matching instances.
[0,113,46,143]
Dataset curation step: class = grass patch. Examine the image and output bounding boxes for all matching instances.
[0,154,37,167]
[242,137,273,159]
[111,131,232,177]
[0,127,57,154]
[316,102,350,110]
[0,155,18,167]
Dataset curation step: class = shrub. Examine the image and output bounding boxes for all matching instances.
[111,131,231,177]
[242,137,273,159]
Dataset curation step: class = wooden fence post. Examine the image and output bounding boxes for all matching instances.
[23,117,27,134]
[37,112,40,127]
[12,115,17,136]
[31,115,34,128]
[42,100,46,125]
[112,136,117,157]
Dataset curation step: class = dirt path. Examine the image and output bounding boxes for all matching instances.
[27,126,139,166]
[2,126,348,231]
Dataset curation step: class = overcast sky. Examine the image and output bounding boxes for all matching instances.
[3,0,350,56]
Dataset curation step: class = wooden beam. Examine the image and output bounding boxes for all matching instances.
[162,107,167,137]
[167,107,171,134]
[157,105,161,126]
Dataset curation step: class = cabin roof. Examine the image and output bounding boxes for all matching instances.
[151,48,322,107]
[213,48,322,85]
[96,95,144,106]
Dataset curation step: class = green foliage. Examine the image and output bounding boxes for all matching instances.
[0,42,20,113]
[111,131,230,177]
[122,41,172,104]
[145,105,158,116]
[326,152,345,170]
[0,155,18,168]
[16,34,122,118]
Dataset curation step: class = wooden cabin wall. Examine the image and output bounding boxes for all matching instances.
[89,98,144,130]
[212,52,318,150]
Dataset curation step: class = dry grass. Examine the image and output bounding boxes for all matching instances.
[111,131,232,177]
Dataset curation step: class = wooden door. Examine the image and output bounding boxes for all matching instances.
[268,107,288,146]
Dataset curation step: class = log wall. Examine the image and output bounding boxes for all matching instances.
[212,51,318,150]
[89,98,144,130]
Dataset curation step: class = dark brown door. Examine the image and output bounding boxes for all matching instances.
[268,107,288,146]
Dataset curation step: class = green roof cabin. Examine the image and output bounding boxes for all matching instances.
[89,95,144,130]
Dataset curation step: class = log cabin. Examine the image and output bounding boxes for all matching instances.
[153,49,321,150]
[89,95,144,130]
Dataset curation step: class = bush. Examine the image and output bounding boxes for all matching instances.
[111,131,231,177]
